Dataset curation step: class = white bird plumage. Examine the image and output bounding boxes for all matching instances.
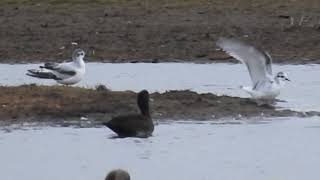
[26,49,86,85]
[216,38,290,101]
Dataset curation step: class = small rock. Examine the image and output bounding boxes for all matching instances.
[151,59,159,63]
[80,117,88,121]
[197,11,206,14]
[195,53,207,58]
[40,23,48,28]
[236,114,243,120]
[278,15,290,19]
[175,34,188,41]
[95,84,110,91]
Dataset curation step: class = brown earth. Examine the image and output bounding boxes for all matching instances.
[0,85,317,125]
[0,0,320,64]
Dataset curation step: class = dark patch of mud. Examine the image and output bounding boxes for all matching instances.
[0,0,320,64]
[0,85,318,125]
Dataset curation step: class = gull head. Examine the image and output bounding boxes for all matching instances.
[72,49,85,61]
[275,72,290,84]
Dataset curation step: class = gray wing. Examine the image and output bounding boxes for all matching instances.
[42,62,76,76]
[40,62,59,70]
[55,68,76,76]
[263,51,273,75]
[216,38,273,87]
[41,62,76,76]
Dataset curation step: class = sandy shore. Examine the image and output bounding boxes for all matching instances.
[0,85,317,125]
[0,0,319,64]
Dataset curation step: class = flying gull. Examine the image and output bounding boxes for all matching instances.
[216,38,290,102]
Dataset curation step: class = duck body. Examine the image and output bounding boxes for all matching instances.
[104,114,153,138]
[103,90,154,138]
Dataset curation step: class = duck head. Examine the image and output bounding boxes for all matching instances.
[137,90,150,116]
[105,169,130,180]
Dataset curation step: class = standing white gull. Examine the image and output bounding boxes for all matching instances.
[26,49,86,85]
[216,38,290,101]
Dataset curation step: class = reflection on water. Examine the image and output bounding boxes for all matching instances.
[0,63,319,112]
[0,117,319,180]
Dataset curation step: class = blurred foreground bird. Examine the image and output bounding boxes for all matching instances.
[105,169,130,180]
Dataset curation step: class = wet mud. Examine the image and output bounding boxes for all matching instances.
[0,85,317,126]
[0,0,319,64]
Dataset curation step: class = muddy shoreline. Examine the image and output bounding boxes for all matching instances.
[0,85,318,125]
[0,0,319,64]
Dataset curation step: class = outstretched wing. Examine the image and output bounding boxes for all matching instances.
[216,38,273,87]
[263,51,273,75]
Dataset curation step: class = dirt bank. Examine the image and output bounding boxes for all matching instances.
[0,85,317,125]
[0,0,319,64]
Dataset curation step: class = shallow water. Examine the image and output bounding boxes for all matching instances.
[0,117,319,180]
[0,63,319,111]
